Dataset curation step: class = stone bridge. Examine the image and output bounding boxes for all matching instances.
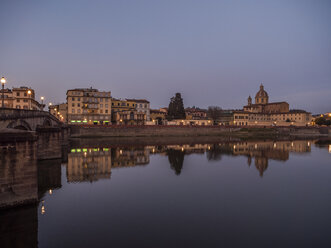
[0,108,63,131]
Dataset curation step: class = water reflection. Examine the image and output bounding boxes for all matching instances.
[67,148,111,183]
[1,137,331,248]
[64,140,313,179]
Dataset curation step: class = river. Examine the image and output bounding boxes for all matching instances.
[0,137,330,248]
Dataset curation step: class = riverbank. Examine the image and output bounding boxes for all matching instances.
[69,125,331,139]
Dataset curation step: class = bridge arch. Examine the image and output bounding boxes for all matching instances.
[7,119,32,131]
[43,118,52,127]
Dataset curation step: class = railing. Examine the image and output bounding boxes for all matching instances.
[0,108,61,124]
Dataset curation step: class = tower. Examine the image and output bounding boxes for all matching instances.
[255,84,269,104]
[248,95,252,106]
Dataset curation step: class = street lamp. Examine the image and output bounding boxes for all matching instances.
[27,90,32,110]
[40,96,45,111]
[1,77,6,108]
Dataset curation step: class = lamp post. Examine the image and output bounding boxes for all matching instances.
[27,90,32,110]
[40,96,44,110]
[1,77,6,108]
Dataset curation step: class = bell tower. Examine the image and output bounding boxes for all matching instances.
[248,95,252,106]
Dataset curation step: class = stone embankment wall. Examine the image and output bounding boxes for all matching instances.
[70,125,242,138]
[70,125,331,138]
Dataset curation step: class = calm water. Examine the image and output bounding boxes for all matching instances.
[1,138,331,248]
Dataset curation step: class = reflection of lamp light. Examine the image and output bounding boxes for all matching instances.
[329,145,331,153]
[255,144,258,149]
[41,200,46,215]
[49,189,52,195]
[181,147,184,152]
[273,143,277,148]
[308,142,310,146]
[291,142,294,147]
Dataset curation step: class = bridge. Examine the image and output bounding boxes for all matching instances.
[0,108,63,131]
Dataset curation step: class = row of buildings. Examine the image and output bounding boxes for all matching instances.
[0,86,44,110]
[148,85,313,127]
[49,88,151,125]
[1,83,317,126]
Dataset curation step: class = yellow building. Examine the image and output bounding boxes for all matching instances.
[111,98,146,125]
[67,148,112,183]
[49,103,67,122]
[67,88,112,125]
[0,86,43,110]
[150,109,166,125]
[166,119,212,126]
[233,84,312,126]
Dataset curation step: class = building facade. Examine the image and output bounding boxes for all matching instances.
[150,109,166,125]
[126,99,150,121]
[0,86,43,110]
[233,84,312,126]
[67,88,112,124]
[185,107,207,120]
[49,103,68,122]
[111,98,146,125]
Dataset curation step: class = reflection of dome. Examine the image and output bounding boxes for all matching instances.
[255,84,269,104]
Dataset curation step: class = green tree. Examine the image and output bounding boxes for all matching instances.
[315,117,327,126]
[167,149,185,175]
[167,93,185,120]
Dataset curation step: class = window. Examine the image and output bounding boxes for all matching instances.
[72,109,75,113]
[16,105,20,109]
[105,109,108,113]
[24,93,27,96]
[16,99,20,103]
[78,97,80,101]
[16,92,20,96]
[72,103,75,107]
[77,109,81,113]
[112,103,114,106]
[23,99,28,103]
[105,104,108,108]
[72,97,75,101]
[100,109,103,113]
[100,98,103,102]
[100,104,103,108]
[78,103,80,107]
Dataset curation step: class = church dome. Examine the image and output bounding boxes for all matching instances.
[255,84,269,104]
[255,84,268,98]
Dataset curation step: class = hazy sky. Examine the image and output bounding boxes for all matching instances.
[1,0,330,113]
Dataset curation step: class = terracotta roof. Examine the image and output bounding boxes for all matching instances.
[126,99,150,103]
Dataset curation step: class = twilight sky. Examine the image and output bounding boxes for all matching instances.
[0,0,330,113]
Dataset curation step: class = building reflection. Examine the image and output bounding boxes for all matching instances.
[66,148,112,183]
[228,140,311,176]
[147,140,313,177]
[0,138,325,248]
[111,147,150,168]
